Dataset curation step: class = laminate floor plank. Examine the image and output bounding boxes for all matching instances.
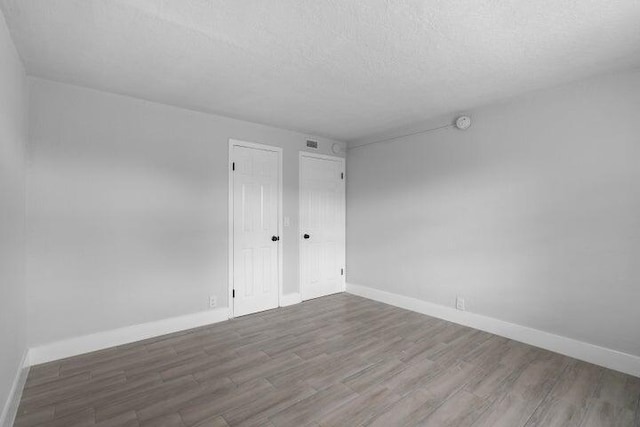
[366,389,442,427]
[220,381,316,426]
[267,383,357,427]
[14,293,639,427]
[418,389,493,427]
[178,379,275,426]
[470,351,568,427]
[315,384,401,427]
[524,359,604,427]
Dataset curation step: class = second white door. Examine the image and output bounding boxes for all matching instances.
[300,153,346,301]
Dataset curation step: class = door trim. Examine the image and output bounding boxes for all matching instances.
[298,151,346,301]
[228,139,283,318]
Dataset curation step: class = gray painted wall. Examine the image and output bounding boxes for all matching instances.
[347,70,640,357]
[0,9,28,422]
[27,77,345,347]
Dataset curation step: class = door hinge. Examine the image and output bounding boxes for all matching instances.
[232,289,235,298]
[341,268,344,276]
[232,162,235,171]
[340,172,344,180]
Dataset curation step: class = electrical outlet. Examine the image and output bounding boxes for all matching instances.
[209,295,217,308]
[456,296,465,311]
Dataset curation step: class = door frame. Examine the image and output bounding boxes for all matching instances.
[228,139,283,318]
[298,151,346,301]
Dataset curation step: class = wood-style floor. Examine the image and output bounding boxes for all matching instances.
[15,293,640,427]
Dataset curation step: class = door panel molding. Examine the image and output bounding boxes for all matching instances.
[229,139,283,318]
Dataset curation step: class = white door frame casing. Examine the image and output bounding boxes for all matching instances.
[298,151,346,300]
[228,139,284,318]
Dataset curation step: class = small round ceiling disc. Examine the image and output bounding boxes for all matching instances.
[456,116,471,130]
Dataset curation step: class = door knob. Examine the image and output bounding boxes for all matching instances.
[303,234,310,239]
[271,235,280,242]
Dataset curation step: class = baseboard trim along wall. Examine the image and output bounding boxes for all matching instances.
[27,308,230,366]
[346,283,640,378]
[27,294,308,367]
[280,293,302,307]
[0,350,30,427]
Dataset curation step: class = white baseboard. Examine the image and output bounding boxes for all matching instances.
[280,293,302,307]
[28,308,230,366]
[0,350,29,427]
[346,283,640,378]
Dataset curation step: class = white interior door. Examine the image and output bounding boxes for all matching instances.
[231,141,281,317]
[300,153,345,301]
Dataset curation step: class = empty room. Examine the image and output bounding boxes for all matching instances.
[1,1,639,426]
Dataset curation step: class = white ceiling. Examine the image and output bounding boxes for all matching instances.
[2,0,640,141]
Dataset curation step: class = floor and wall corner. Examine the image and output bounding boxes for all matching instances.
[1,1,640,426]
[346,70,640,377]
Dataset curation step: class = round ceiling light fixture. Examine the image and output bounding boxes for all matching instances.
[455,115,472,130]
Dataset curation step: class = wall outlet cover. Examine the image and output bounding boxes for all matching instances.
[456,296,465,311]
[209,296,217,308]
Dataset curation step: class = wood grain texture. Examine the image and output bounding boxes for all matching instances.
[15,293,640,426]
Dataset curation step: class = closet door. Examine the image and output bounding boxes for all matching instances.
[299,153,345,301]
[231,142,281,316]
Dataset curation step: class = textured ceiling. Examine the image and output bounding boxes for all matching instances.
[2,0,640,141]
